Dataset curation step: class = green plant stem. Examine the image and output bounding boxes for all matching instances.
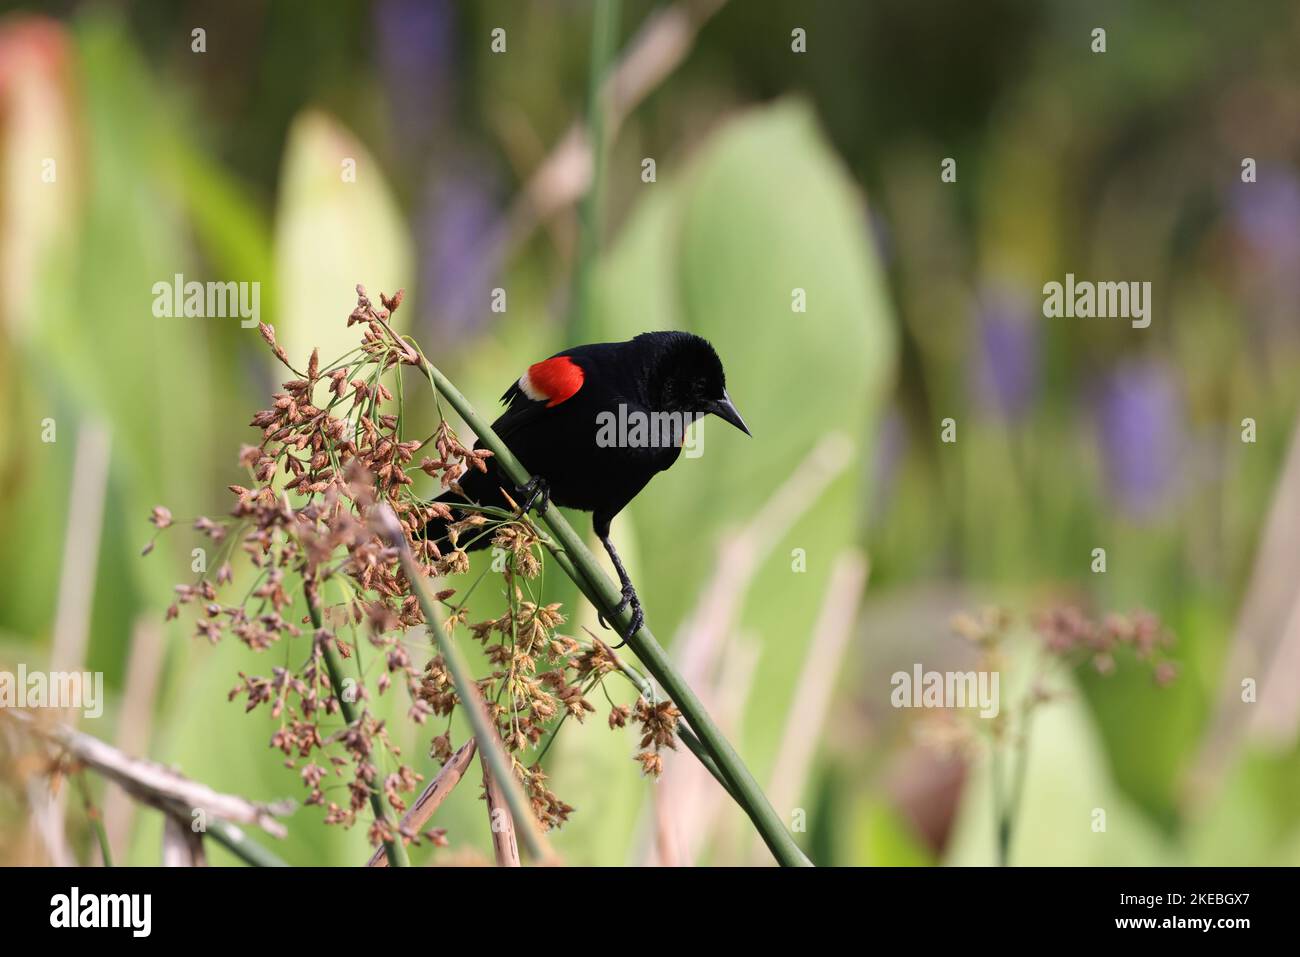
[1009,712,1033,826]
[999,706,1035,867]
[416,357,812,867]
[75,771,113,867]
[306,585,410,868]
[377,520,553,863]
[557,561,739,805]
[207,818,290,867]
[992,742,1009,867]
[570,0,622,342]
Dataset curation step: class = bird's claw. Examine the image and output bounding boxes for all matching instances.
[614,582,636,613]
[615,603,645,648]
[514,476,550,516]
[602,584,642,649]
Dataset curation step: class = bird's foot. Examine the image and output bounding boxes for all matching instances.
[514,476,550,516]
[598,583,643,648]
[613,581,636,613]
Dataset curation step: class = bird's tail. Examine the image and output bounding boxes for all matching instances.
[422,460,511,554]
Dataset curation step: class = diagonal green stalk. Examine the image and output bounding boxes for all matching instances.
[371,507,553,863]
[207,818,290,867]
[551,553,738,805]
[412,354,812,867]
[306,584,410,868]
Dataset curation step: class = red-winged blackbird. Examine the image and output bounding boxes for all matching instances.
[425,331,750,642]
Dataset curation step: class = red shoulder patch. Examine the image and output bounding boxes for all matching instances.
[520,355,584,408]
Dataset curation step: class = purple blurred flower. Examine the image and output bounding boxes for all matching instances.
[1094,359,1186,518]
[868,405,909,531]
[374,0,455,152]
[972,283,1039,421]
[419,163,505,347]
[1229,165,1300,265]
[1226,166,1300,344]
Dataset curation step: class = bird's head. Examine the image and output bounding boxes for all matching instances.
[639,331,751,436]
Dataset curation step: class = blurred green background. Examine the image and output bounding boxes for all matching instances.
[2,0,1299,866]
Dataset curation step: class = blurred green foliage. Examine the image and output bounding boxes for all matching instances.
[1,0,1298,866]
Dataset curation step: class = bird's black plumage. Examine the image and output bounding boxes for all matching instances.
[424,331,750,642]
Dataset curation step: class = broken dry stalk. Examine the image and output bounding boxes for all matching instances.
[367,739,476,867]
[372,505,555,863]
[3,709,292,867]
[481,754,521,867]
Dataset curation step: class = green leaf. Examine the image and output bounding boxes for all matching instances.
[272,111,412,367]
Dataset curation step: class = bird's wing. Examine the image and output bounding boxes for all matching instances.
[503,354,585,407]
[490,353,587,441]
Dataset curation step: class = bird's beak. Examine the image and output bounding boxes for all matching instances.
[710,391,751,436]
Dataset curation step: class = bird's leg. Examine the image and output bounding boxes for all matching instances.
[596,533,644,648]
[514,476,550,515]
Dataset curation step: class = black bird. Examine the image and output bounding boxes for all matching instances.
[424,331,750,643]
